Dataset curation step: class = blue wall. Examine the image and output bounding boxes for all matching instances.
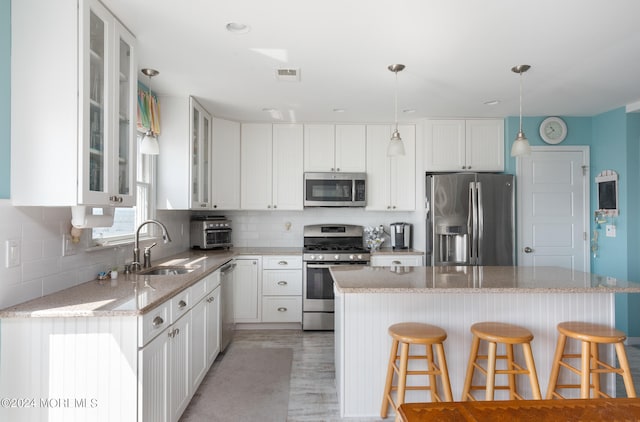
[0,0,10,198]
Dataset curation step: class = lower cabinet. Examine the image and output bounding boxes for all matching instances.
[232,255,303,325]
[139,269,222,422]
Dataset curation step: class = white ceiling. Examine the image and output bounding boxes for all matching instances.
[103,0,640,123]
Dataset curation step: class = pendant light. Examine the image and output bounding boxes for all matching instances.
[140,68,160,155]
[510,64,532,157]
[387,64,406,157]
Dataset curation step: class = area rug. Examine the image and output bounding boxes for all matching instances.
[180,347,293,421]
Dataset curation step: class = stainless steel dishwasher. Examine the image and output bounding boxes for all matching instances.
[220,260,236,352]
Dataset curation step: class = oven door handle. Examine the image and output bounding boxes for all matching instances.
[305,264,334,269]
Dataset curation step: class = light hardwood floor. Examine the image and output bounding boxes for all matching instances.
[183,329,640,421]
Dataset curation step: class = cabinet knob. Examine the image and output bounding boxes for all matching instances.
[330,168,335,171]
[277,281,288,286]
[201,203,207,207]
[213,205,217,208]
[277,307,287,312]
[392,205,396,209]
[278,261,288,266]
[152,316,164,328]
[468,166,472,169]
[267,205,271,209]
[336,168,340,172]
[273,204,277,209]
[207,296,215,303]
[392,260,402,265]
[178,300,187,309]
[387,205,391,209]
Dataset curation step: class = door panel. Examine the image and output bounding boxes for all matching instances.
[476,174,515,265]
[517,147,589,271]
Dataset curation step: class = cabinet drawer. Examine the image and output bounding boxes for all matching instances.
[261,297,302,323]
[139,302,170,347]
[262,270,302,295]
[371,255,423,266]
[206,268,222,292]
[171,289,191,324]
[190,277,207,303]
[263,255,302,270]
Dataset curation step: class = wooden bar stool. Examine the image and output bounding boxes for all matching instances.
[546,321,636,399]
[461,322,542,401]
[380,322,453,419]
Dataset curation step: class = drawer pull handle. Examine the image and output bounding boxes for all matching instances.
[278,261,288,265]
[207,297,215,303]
[392,260,402,265]
[277,281,288,286]
[152,316,164,328]
[178,300,187,309]
[277,307,287,312]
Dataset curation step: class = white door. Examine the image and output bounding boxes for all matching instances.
[517,146,590,271]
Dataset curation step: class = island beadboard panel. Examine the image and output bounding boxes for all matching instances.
[334,291,615,418]
[0,316,138,422]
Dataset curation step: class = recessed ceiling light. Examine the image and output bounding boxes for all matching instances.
[333,108,346,113]
[484,100,500,106]
[402,109,416,114]
[226,22,251,34]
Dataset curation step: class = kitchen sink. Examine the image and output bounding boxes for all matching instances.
[137,266,198,276]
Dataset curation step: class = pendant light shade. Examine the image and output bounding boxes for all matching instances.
[511,64,531,157]
[387,64,406,157]
[140,68,160,155]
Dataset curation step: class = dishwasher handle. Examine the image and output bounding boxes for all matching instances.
[221,262,236,275]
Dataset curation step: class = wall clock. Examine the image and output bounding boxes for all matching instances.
[539,116,567,144]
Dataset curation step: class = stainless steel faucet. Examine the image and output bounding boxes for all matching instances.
[132,220,172,271]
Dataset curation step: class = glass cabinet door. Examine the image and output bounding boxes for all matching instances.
[88,9,108,196]
[115,25,136,205]
[190,98,211,209]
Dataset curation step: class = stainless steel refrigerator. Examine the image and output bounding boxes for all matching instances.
[425,173,515,266]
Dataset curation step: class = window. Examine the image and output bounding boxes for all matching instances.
[92,135,156,244]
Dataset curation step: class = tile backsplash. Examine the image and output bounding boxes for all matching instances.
[0,200,190,308]
[0,200,423,308]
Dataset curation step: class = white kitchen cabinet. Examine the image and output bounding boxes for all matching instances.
[233,257,262,322]
[370,254,424,266]
[365,124,416,211]
[205,285,221,366]
[157,96,212,210]
[211,117,241,209]
[262,255,302,323]
[169,312,191,422]
[241,123,303,210]
[139,323,169,422]
[11,0,137,207]
[304,124,366,172]
[424,119,504,172]
[191,270,221,388]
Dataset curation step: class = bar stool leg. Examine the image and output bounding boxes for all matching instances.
[580,340,591,398]
[425,344,438,400]
[615,342,637,398]
[546,333,567,399]
[462,335,481,401]
[522,342,542,399]
[381,339,399,418]
[435,343,453,402]
[485,341,498,401]
[591,342,601,397]
[505,343,516,400]
[396,342,410,409]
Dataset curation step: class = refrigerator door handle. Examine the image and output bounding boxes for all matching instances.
[468,181,477,264]
[476,181,484,265]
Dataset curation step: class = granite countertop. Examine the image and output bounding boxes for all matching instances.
[0,247,303,318]
[370,248,423,255]
[331,265,640,294]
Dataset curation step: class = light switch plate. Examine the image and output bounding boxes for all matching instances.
[605,224,616,237]
[5,239,21,268]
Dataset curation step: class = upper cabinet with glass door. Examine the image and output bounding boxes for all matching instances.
[11,0,137,207]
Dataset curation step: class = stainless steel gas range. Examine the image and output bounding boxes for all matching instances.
[303,224,370,330]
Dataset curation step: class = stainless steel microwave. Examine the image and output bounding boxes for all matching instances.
[303,172,366,207]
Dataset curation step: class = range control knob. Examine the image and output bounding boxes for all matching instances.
[357,254,363,260]
[349,254,355,260]
[334,254,340,260]
[317,255,324,261]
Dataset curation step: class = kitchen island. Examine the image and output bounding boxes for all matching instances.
[331,265,640,418]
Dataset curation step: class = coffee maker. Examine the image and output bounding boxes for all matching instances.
[390,222,411,249]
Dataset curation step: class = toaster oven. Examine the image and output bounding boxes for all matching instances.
[190,216,232,249]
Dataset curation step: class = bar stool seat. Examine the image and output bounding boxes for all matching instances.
[546,321,636,399]
[461,322,542,401]
[380,322,453,419]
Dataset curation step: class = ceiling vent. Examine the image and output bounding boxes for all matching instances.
[276,68,301,82]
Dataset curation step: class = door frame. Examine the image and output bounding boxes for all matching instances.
[515,145,590,271]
